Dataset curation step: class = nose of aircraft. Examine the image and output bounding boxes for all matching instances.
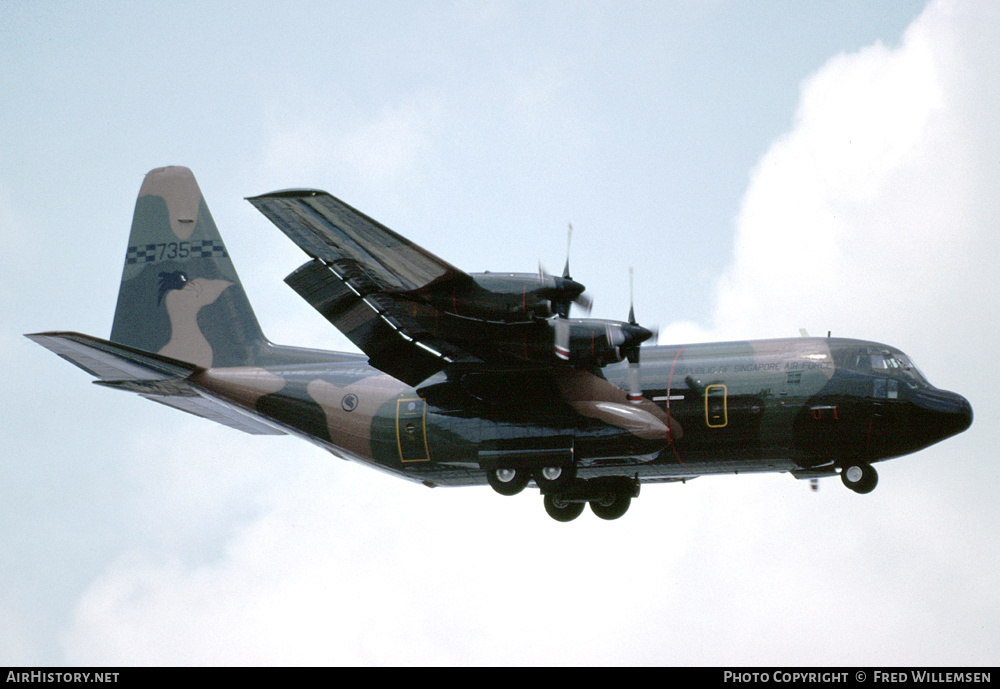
[911,387,973,442]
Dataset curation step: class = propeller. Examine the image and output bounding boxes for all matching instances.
[548,264,654,374]
[543,223,591,360]
[537,265,588,317]
[539,224,592,312]
[563,224,594,312]
[623,267,656,402]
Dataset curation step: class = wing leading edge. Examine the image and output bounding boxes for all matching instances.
[246,189,469,293]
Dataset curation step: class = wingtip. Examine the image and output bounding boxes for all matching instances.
[25,330,79,341]
[246,188,329,201]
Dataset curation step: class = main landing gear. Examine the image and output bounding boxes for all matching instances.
[544,476,639,522]
[485,466,532,496]
[542,476,639,521]
[484,462,577,496]
[485,464,639,521]
[840,461,878,494]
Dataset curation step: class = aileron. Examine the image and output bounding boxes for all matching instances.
[248,189,468,292]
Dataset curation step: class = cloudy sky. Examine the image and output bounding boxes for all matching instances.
[3,0,997,665]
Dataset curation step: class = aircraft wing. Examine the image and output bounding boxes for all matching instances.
[246,189,470,293]
[26,332,285,435]
[247,189,598,387]
[249,189,488,385]
[282,258,481,386]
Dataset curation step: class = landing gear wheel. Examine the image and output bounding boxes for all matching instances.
[543,494,585,522]
[841,462,878,494]
[590,491,632,520]
[533,464,577,492]
[486,467,531,496]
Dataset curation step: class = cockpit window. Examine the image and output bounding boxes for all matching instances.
[871,351,929,387]
[898,354,929,386]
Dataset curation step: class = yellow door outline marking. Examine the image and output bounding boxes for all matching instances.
[705,384,728,428]
[396,398,430,462]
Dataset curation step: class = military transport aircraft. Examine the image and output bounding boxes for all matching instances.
[28,166,973,521]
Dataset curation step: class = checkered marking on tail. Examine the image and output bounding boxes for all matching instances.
[126,240,228,264]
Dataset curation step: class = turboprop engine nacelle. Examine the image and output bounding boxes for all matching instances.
[554,318,653,368]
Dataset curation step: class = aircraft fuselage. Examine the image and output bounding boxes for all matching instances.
[191,336,972,489]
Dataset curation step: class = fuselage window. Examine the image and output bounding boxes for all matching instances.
[873,378,898,399]
[874,378,886,399]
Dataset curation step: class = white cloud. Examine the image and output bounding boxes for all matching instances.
[713,0,999,359]
[61,463,696,665]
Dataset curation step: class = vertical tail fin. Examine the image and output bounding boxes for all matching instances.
[110,166,269,368]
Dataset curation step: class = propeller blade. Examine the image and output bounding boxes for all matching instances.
[628,267,636,325]
[627,358,643,403]
[554,316,571,360]
[563,223,573,279]
[624,267,650,402]
[538,261,557,294]
[563,223,591,310]
[625,330,647,403]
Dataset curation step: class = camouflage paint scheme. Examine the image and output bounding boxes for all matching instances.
[28,167,973,521]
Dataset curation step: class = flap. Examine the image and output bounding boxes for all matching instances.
[284,259,480,386]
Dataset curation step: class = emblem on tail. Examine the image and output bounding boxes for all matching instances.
[109,166,267,368]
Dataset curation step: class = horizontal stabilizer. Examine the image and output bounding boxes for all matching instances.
[26,332,285,436]
[141,392,285,435]
[26,331,198,381]
[94,378,199,395]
